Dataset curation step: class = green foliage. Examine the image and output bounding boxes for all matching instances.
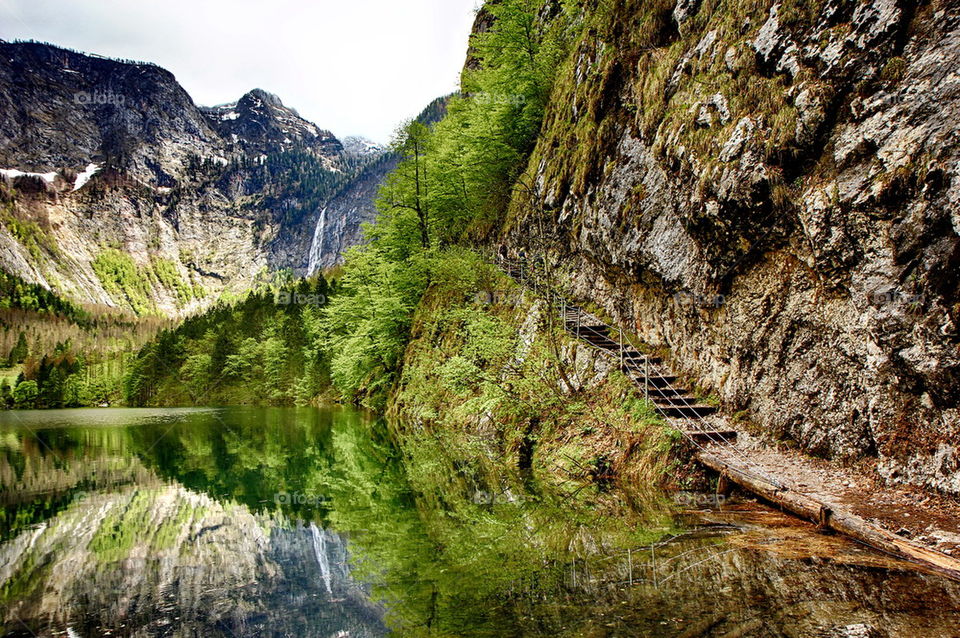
[7,331,28,365]
[390,257,680,490]
[12,379,37,408]
[324,0,580,406]
[150,258,194,305]
[125,277,330,407]
[4,343,127,409]
[321,243,430,405]
[0,205,57,262]
[92,249,153,316]
[0,270,88,324]
[880,56,907,84]
[92,251,205,315]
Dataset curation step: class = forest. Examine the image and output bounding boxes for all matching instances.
[0,0,579,412]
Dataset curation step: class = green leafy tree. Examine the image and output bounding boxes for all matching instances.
[8,331,28,366]
[0,379,11,407]
[62,374,88,407]
[12,380,38,408]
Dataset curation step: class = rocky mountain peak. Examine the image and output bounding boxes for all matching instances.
[241,87,285,109]
[341,136,385,159]
[201,88,342,158]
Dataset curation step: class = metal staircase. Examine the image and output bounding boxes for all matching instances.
[495,253,745,453]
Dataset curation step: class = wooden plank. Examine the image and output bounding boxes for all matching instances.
[698,451,960,582]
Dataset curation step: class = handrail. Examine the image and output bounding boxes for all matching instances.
[493,252,787,490]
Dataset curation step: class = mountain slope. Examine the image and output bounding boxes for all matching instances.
[0,40,385,316]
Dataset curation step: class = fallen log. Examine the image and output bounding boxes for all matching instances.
[698,451,960,582]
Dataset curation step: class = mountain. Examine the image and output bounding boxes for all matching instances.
[200,88,344,160]
[0,40,385,316]
[497,0,960,494]
[298,96,450,274]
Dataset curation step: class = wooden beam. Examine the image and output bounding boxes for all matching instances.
[698,451,960,582]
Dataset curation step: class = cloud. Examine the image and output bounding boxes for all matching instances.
[0,0,480,142]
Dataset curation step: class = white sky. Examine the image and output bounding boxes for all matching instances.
[0,0,481,143]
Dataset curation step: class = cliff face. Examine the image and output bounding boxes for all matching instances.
[505,1,960,493]
[0,41,385,315]
[303,153,400,274]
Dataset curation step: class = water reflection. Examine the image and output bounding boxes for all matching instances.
[0,408,958,637]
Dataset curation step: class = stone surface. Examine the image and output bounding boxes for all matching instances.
[506,0,960,494]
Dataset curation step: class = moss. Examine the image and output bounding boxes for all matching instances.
[92,249,154,315]
[151,257,193,305]
[778,0,828,29]
[0,204,58,262]
[880,56,907,84]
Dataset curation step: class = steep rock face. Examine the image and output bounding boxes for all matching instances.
[506,1,960,493]
[0,41,386,315]
[200,88,344,160]
[290,96,450,274]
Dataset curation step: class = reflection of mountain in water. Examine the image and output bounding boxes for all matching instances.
[4,408,960,637]
[0,484,386,637]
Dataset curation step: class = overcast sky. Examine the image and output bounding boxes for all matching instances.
[0,0,480,143]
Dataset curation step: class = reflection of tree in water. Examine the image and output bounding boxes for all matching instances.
[0,409,389,637]
[331,423,681,635]
[333,423,960,637]
[3,409,960,637]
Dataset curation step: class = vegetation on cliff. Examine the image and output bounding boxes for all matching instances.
[322,0,581,405]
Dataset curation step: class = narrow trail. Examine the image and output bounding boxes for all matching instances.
[495,253,960,582]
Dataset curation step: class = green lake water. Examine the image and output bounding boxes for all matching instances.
[0,407,958,637]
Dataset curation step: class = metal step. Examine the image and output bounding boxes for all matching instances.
[682,429,738,444]
[654,395,703,407]
[655,403,718,418]
[631,383,690,398]
[568,325,611,336]
[640,375,679,388]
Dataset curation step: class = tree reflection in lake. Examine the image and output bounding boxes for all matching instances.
[1,407,959,637]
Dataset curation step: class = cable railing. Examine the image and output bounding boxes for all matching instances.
[491,251,789,491]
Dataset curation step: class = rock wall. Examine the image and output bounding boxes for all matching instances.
[504,0,960,493]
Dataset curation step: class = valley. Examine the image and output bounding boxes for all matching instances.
[1,0,960,636]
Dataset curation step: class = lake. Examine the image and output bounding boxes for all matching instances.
[1,407,959,637]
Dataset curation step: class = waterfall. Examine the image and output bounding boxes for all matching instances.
[306,208,327,275]
[310,522,333,595]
